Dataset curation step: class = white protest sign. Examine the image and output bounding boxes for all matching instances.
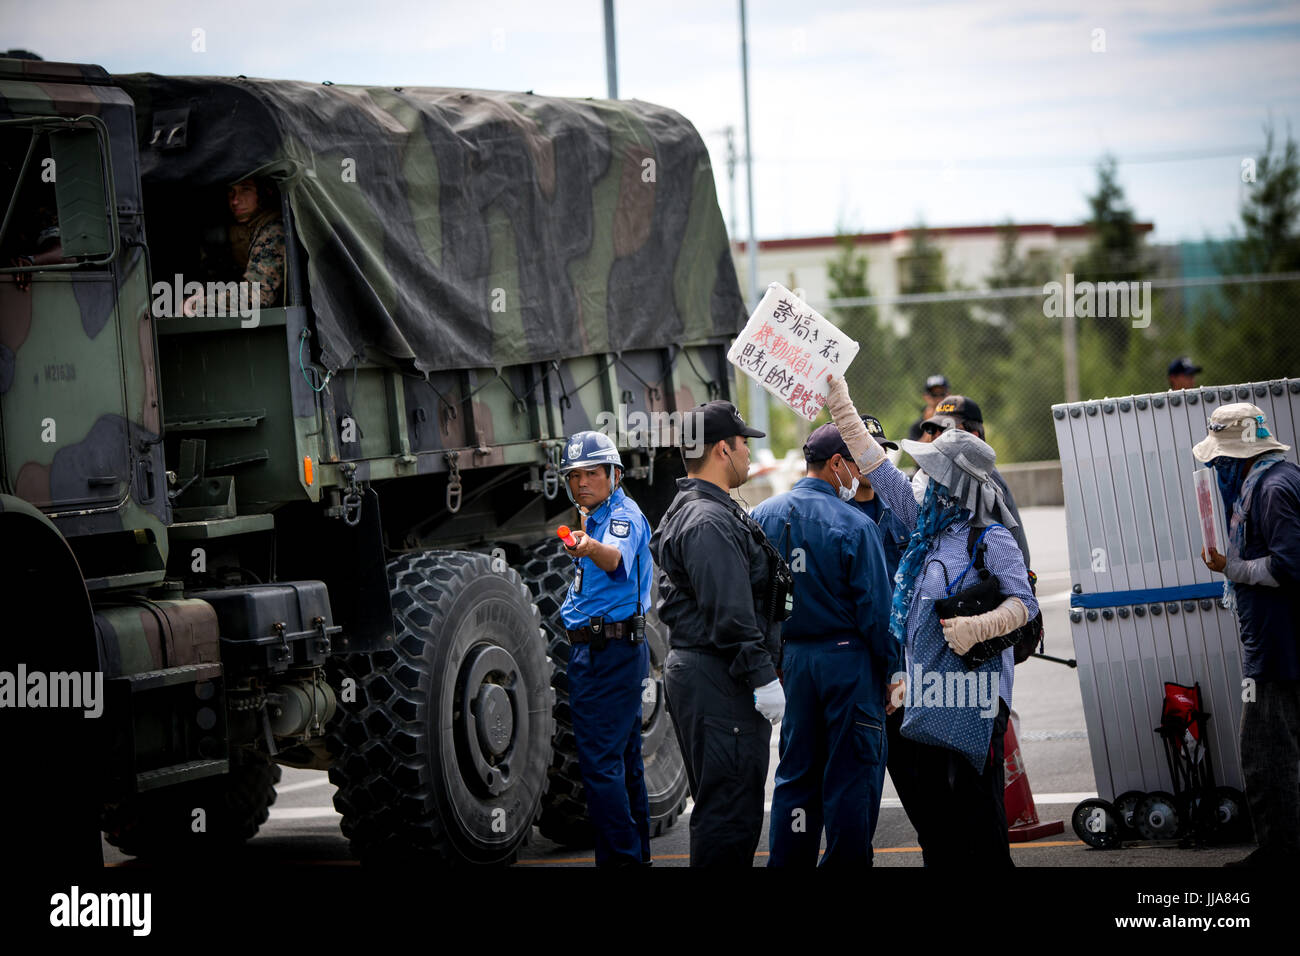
[727,283,860,422]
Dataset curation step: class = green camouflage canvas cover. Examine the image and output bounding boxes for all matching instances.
[115,74,746,375]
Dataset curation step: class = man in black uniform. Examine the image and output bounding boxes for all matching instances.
[650,400,786,867]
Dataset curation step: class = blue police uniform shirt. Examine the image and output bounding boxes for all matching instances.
[560,485,653,629]
[751,477,897,671]
[851,494,909,582]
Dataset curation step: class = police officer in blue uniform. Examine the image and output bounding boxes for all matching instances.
[751,423,898,866]
[558,430,654,867]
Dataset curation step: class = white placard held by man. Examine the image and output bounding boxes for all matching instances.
[727,283,860,422]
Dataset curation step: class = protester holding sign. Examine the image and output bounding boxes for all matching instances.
[825,376,1036,866]
[1193,403,1300,867]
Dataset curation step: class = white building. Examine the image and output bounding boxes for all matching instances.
[731,222,1155,318]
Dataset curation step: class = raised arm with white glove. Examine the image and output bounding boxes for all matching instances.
[939,596,1030,656]
[753,678,786,723]
[825,376,888,474]
[825,375,919,530]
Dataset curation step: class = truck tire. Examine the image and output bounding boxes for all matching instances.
[328,550,554,864]
[101,749,280,858]
[521,536,688,848]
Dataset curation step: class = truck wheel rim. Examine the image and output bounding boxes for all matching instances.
[457,643,525,796]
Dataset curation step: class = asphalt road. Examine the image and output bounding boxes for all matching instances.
[102,507,1255,868]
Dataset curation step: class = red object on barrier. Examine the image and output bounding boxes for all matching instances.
[1004,714,1065,842]
[557,525,578,548]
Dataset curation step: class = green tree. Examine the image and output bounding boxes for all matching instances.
[986,222,1063,462]
[987,220,1053,291]
[1074,154,1150,376]
[1194,122,1300,384]
[826,230,899,427]
[892,223,1008,448]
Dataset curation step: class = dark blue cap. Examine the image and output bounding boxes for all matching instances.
[803,423,852,463]
[1168,356,1202,376]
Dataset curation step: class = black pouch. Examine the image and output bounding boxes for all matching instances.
[933,527,1030,669]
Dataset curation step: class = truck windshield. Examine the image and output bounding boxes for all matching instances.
[0,127,68,271]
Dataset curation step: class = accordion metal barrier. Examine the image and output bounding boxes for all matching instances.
[1052,378,1300,802]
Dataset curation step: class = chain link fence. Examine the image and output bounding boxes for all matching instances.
[741,273,1300,468]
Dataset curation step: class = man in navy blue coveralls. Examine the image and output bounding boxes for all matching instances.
[752,423,898,866]
[558,430,654,866]
[850,415,920,837]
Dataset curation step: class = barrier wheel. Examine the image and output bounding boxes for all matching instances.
[1071,799,1123,849]
[1213,786,1250,842]
[1135,790,1182,840]
[1112,790,1145,838]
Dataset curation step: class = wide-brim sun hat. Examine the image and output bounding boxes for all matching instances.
[900,428,1018,529]
[1191,402,1290,462]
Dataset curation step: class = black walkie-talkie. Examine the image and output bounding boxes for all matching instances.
[631,552,646,643]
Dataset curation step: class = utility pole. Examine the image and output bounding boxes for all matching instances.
[739,0,768,447]
[603,0,618,99]
[725,126,738,242]
[1062,254,1080,402]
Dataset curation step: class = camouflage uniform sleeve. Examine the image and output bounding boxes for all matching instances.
[200,222,286,314]
[244,220,286,307]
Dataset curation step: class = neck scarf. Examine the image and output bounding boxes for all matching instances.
[889,478,968,644]
[1209,455,1251,517]
[1220,452,1285,611]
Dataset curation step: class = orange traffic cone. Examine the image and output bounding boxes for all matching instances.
[1004,711,1064,842]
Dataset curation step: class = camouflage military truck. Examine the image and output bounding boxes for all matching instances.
[0,58,746,864]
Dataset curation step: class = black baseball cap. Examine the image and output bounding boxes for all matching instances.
[1168,356,1202,376]
[803,423,852,463]
[861,414,898,451]
[689,400,765,445]
[925,374,949,392]
[924,394,982,428]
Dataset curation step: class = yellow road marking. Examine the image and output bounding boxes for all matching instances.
[516,839,1086,865]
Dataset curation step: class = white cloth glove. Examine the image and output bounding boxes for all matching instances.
[753,678,786,723]
[825,376,887,474]
[1223,554,1279,587]
[940,596,1030,655]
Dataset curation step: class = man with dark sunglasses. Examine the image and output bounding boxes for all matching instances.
[906,374,951,442]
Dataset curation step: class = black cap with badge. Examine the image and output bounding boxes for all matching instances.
[924,394,982,429]
[1168,356,1202,377]
[861,414,899,451]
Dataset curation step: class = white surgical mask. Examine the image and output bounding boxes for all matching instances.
[835,463,860,502]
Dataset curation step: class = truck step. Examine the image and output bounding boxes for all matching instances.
[164,410,266,431]
[119,662,222,692]
[135,758,228,792]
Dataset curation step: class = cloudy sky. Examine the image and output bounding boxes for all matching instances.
[9,0,1300,244]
